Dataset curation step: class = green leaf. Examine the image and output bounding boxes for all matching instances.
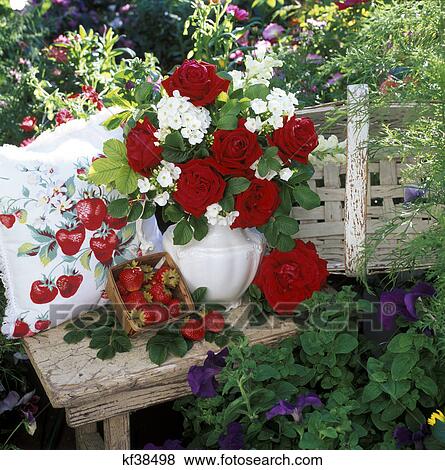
[112,335,132,353]
[141,202,156,220]
[245,84,269,100]
[387,334,413,353]
[276,233,295,252]
[161,147,190,163]
[135,82,153,104]
[39,242,58,267]
[115,166,139,195]
[63,330,86,344]
[173,219,193,245]
[220,99,241,116]
[148,342,169,366]
[192,287,207,303]
[164,131,186,151]
[274,215,300,236]
[128,201,144,222]
[80,250,92,271]
[163,204,185,223]
[300,332,320,355]
[391,352,419,381]
[226,177,250,195]
[333,333,358,354]
[253,364,281,381]
[97,345,116,360]
[415,375,438,397]
[219,194,235,211]
[362,383,383,402]
[89,335,110,349]
[217,114,239,130]
[293,185,321,210]
[17,243,40,257]
[190,216,209,241]
[103,139,127,160]
[102,111,129,130]
[108,198,130,218]
[89,157,125,186]
[169,336,188,358]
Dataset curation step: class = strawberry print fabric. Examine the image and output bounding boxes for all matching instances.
[0,111,141,339]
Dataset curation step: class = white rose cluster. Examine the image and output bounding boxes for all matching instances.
[205,203,239,226]
[250,158,293,182]
[137,160,182,207]
[155,90,211,146]
[309,135,347,168]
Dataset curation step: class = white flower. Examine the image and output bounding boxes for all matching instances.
[250,99,267,115]
[267,114,284,130]
[161,160,181,180]
[10,0,29,11]
[154,191,170,206]
[279,168,293,181]
[156,168,174,188]
[138,178,155,193]
[245,117,263,133]
[205,203,239,226]
[228,70,245,91]
[205,203,222,219]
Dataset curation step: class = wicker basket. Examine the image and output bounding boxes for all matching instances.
[106,252,194,336]
[292,85,431,276]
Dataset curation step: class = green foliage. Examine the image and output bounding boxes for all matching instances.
[175,287,445,449]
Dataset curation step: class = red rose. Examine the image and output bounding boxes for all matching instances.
[20,116,37,132]
[162,60,230,107]
[210,119,262,177]
[174,160,226,218]
[254,240,328,314]
[231,178,280,228]
[126,117,163,177]
[267,116,318,164]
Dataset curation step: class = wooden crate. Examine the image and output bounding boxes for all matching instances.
[293,85,431,276]
[106,252,194,335]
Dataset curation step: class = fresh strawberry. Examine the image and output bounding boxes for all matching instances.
[116,280,128,297]
[56,274,83,298]
[119,267,144,292]
[76,198,107,231]
[154,266,179,288]
[13,320,29,337]
[125,290,148,309]
[181,318,205,341]
[35,320,51,331]
[169,299,182,318]
[204,311,225,333]
[90,230,119,263]
[104,214,128,230]
[30,280,58,304]
[55,225,85,255]
[142,264,154,285]
[0,214,16,229]
[137,304,169,326]
[149,282,172,305]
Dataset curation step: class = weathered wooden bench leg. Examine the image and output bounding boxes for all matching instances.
[75,422,105,450]
[103,413,131,450]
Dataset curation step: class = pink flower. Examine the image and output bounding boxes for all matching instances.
[55,108,74,126]
[229,49,244,63]
[237,30,249,46]
[47,46,68,63]
[20,137,35,147]
[262,23,285,42]
[53,35,70,45]
[82,85,103,110]
[20,116,37,132]
[226,4,249,21]
[335,0,369,10]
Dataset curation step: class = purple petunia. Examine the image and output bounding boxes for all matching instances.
[187,348,229,398]
[325,72,344,87]
[379,282,435,331]
[218,422,244,450]
[144,439,184,450]
[266,392,323,422]
[393,424,429,449]
[263,23,285,42]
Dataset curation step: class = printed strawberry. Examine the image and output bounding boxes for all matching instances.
[0,214,16,229]
[76,197,107,231]
[90,230,119,263]
[35,320,51,331]
[181,318,205,342]
[13,319,30,337]
[149,282,172,305]
[30,279,58,304]
[154,266,179,288]
[136,304,169,326]
[204,311,225,333]
[56,273,83,298]
[169,299,182,318]
[104,214,128,230]
[119,266,144,292]
[55,225,85,255]
[125,290,149,309]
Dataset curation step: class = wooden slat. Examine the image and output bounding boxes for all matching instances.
[103,413,130,450]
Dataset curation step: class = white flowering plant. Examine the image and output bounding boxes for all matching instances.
[90,54,321,251]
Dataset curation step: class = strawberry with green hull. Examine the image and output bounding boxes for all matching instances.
[149,282,172,305]
[30,279,58,304]
[0,214,16,228]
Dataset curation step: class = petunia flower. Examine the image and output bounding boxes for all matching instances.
[263,23,285,42]
[218,422,244,450]
[144,439,184,450]
[266,392,323,422]
[379,282,435,331]
[187,348,228,398]
[393,424,429,449]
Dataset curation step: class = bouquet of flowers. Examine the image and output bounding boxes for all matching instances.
[90,50,320,251]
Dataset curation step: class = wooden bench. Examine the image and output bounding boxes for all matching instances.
[22,307,298,449]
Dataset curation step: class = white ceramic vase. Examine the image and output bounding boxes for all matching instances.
[162,224,265,309]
